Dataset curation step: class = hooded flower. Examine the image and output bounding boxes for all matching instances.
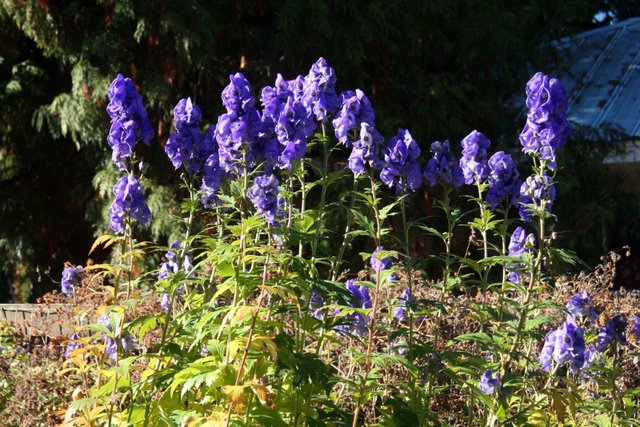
[61,265,83,296]
[539,316,585,372]
[423,141,464,188]
[631,315,640,342]
[215,73,263,173]
[459,130,491,185]
[393,288,423,323]
[275,97,315,169]
[335,279,371,336]
[106,74,154,170]
[507,226,534,283]
[566,291,598,322]
[109,174,152,234]
[348,123,384,176]
[309,290,325,320]
[479,369,500,395]
[302,57,340,122]
[519,72,570,169]
[486,151,521,211]
[380,128,422,194]
[332,89,376,146]
[65,332,81,358]
[248,173,282,225]
[165,98,213,173]
[595,314,628,352]
[519,174,556,222]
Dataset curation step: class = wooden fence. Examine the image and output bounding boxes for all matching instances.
[0,304,71,337]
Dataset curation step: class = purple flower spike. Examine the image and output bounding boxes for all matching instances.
[275,97,315,170]
[61,265,83,296]
[381,129,422,194]
[519,72,570,169]
[248,173,282,225]
[486,151,521,211]
[479,369,500,395]
[595,314,628,352]
[165,98,213,174]
[215,73,263,173]
[348,123,384,176]
[332,89,375,147]
[423,141,464,188]
[519,174,556,222]
[507,226,534,283]
[566,291,598,322]
[302,57,340,122]
[106,74,154,170]
[459,130,491,185]
[109,174,152,234]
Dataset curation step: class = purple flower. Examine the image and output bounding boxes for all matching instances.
[335,279,371,336]
[107,120,138,171]
[595,314,628,352]
[309,291,325,320]
[348,123,384,176]
[539,330,556,372]
[65,332,80,358]
[160,293,171,312]
[222,72,256,114]
[261,74,292,122]
[248,173,281,225]
[519,72,570,168]
[173,97,202,130]
[370,246,396,278]
[459,130,491,185]
[105,337,117,359]
[158,241,192,280]
[539,316,585,372]
[215,74,263,173]
[200,128,223,208]
[486,151,521,211]
[423,141,465,188]
[275,97,315,170]
[380,129,422,194]
[632,315,640,341]
[393,288,422,323]
[106,74,154,169]
[302,57,340,122]
[479,369,500,395]
[566,291,598,322]
[61,265,82,296]
[519,174,555,222]
[109,174,152,234]
[507,227,534,283]
[332,89,375,147]
[165,98,212,173]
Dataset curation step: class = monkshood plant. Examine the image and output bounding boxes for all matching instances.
[57,62,640,427]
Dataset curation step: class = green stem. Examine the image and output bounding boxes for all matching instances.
[298,161,307,257]
[311,125,329,259]
[331,176,357,281]
[352,172,383,427]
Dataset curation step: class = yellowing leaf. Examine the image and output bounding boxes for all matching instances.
[252,336,278,362]
[250,381,270,404]
[232,306,257,323]
[222,385,246,404]
[89,235,117,255]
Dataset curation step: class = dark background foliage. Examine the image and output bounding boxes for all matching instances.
[1,0,639,301]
